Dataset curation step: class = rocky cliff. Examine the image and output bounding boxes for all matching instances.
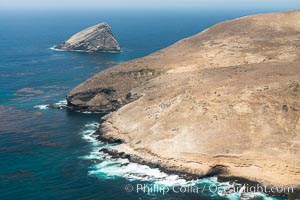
[67,11,300,188]
[55,22,120,53]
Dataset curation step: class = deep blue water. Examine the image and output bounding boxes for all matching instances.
[0,9,292,200]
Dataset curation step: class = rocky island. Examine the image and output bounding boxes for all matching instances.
[67,11,300,189]
[55,22,120,53]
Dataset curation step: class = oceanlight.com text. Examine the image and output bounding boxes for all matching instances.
[124,183,294,197]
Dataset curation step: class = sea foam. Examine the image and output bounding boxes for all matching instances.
[34,99,67,110]
[33,104,49,110]
[50,46,86,52]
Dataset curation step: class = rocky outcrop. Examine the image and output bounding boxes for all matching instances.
[66,67,156,112]
[55,22,120,53]
[67,11,300,188]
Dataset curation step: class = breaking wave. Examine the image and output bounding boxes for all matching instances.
[34,99,67,110]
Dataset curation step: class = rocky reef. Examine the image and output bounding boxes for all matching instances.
[55,22,120,53]
[67,11,300,188]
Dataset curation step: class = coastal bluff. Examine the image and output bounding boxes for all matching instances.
[55,22,120,53]
[67,11,300,188]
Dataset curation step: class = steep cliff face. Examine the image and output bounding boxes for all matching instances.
[67,11,300,187]
[55,22,120,53]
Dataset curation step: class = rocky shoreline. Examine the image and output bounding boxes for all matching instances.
[96,131,201,180]
[95,124,300,199]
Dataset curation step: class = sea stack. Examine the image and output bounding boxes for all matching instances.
[55,22,120,53]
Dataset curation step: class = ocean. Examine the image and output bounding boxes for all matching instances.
[0,9,288,200]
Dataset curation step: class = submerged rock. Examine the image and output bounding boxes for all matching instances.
[55,22,120,53]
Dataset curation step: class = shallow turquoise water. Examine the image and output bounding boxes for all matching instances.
[0,9,289,200]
